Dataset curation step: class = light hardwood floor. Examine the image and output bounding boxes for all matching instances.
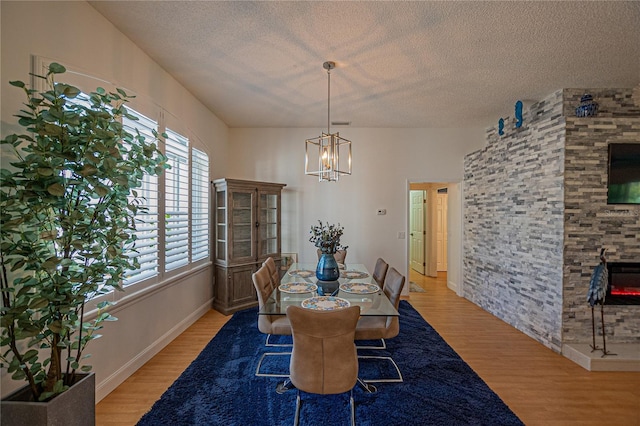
[96,271,640,425]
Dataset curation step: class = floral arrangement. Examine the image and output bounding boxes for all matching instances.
[309,220,348,254]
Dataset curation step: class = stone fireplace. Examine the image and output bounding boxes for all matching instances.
[562,88,640,346]
[463,87,640,361]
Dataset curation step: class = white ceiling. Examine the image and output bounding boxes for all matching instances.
[89,1,640,129]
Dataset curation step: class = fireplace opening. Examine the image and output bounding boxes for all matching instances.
[606,262,640,305]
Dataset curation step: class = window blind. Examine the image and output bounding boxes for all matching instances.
[191,148,210,262]
[164,128,190,271]
[122,108,160,286]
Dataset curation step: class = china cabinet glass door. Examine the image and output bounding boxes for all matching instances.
[215,190,227,262]
[258,192,279,257]
[230,190,255,260]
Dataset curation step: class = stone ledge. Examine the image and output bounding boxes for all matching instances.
[562,343,640,371]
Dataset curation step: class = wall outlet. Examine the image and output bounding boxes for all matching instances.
[398,232,405,239]
[377,209,386,215]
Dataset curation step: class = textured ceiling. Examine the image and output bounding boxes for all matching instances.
[89,1,640,129]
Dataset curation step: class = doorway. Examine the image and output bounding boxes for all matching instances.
[408,183,449,279]
[409,190,425,274]
[436,188,448,272]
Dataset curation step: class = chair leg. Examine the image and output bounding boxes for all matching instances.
[355,338,386,350]
[357,378,377,393]
[357,355,403,383]
[349,389,355,426]
[291,389,356,425]
[294,391,301,426]
[255,352,291,378]
[276,378,295,394]
[266,334,293,347]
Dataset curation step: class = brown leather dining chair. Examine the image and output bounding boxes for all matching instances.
[354,266,405,383]
[253,264,292,377]
[262,257,280,291]
[259,257,292,348]
[286,305,361,426]
[372,258,389,289]
[317,249,347,265]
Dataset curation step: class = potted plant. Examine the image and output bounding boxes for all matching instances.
[309,221,348,282]
[0,63,167,424]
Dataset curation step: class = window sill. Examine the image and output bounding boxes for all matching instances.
[84,261,212,321]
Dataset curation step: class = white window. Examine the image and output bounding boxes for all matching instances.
[32,57,212,305]
[191,147,210,262]
[122,108,160,286]
[164,128,190,271]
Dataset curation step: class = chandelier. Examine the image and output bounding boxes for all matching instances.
[305,61,352,182]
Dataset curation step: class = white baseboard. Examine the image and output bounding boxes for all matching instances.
[95,299,213,402]
[447,279,459,295]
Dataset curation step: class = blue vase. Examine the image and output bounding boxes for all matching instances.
[316,253,340,282]
[575,93,599,117]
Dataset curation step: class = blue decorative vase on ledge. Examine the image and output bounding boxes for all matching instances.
[575,93,599,117]
[316,253,340,281]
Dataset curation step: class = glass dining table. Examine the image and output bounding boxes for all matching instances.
[258,263,399,317]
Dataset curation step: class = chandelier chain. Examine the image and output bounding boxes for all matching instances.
[327,66,331,135]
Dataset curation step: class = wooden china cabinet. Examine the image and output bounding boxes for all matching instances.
[212,178,286,315]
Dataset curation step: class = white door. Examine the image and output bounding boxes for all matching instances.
[437,192,448,271]
[410,190,425,274]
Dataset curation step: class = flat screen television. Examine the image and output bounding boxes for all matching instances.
[607,143,640,205]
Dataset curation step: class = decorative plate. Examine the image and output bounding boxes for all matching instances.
[301,296,351,311]
[288,269,315,278]
[279,282,318,294]
[339,283,380,294]
[340,270,370,279]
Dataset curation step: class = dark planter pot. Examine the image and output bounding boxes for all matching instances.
[1,373,95,426]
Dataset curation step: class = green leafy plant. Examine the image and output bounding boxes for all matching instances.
[0,63,167,401]
[309,221,348,254]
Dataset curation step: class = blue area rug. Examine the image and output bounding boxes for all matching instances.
[137,301,523,425]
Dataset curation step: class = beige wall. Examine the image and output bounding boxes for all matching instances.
[227,128,486,289]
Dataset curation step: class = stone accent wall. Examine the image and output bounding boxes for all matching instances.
[463,90,566,352]
[464,87,640,352]
[563,88,640,344]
